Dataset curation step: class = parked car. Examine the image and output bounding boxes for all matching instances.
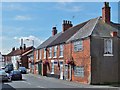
[10,70,22,80]
[1,66,5,70]
[0,70,11,82]
[5,63,14,73]
[18,67,27,74]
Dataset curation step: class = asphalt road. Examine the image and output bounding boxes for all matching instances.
[1,73,120,90]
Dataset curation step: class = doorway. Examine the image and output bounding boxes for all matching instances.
[59,61,63,80]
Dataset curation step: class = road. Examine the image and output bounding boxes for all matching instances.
[1,73,120,90]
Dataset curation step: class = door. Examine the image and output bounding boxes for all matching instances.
[38,63,42,75]
[59,61,63,80]
[64,64,68,80]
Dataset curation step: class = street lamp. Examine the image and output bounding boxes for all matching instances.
[26,39,34,74]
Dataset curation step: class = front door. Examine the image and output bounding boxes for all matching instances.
[64,64,68,80]
[59,61,63,80]
[38,63,42,75]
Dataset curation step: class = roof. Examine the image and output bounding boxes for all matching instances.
[48,21,88,47]
[67,17,120,42]
[37,17,120,48]
[7,46,33,56]
[36,32,62,49]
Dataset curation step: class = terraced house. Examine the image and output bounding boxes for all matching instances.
[34,2,120,84]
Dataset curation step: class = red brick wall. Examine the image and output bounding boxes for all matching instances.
[34,38,91,84]
[64,38,91,84]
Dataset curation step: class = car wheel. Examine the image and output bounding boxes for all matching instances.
[8,78,11,82]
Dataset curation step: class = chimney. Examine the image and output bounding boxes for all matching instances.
[23,44,26,50]
[62,20,73,32]
[102,2,111,23]
[12,47,15,51]
[20,46,22,50]
[52,27,57,36]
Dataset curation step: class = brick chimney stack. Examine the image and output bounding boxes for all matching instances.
[102,2,111,23]
[52,27,57,36]
[62,20,73,32]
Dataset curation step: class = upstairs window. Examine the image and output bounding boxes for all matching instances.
[44,48,46,59]
[53,46,57,58]
[39,49,42,59]
[104,39,113,55]
[59,45,63,57]
[49,47,52,58]
[36,50,38,60]
[74,40,83,52]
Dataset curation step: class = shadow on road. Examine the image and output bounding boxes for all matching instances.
[2,83,16,90]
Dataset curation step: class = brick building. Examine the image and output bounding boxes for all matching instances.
[34,2,120,84]
[5,44,33,69]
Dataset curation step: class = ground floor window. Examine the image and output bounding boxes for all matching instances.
[74,66,84,77]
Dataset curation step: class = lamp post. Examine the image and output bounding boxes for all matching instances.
[26,39,34,74]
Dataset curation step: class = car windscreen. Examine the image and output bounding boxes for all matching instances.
[13,71,21,74]
[0,71,7,75]
[19,67,26,70]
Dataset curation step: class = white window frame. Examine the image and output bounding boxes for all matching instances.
[49,47,52,58]
[51,60,54,74]
[104,38,113,56]
[36,50,38,60]
[74,66,84,77]
[59,45,64,57]
[53,46,57,58]
[74,40,83,52]
[40,49,42,59]
[44,48,46,59]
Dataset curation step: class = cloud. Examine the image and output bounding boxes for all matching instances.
[14,35,44,48]
[55,3,82,12]
[2,3,27,11]
[14,15,31,21]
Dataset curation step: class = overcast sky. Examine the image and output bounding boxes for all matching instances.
[0,1,119,54]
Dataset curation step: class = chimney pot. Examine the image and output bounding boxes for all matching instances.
[52,27,57,36]
[62,20,73,32]
[12,47,15,51]
[24,44,26,50]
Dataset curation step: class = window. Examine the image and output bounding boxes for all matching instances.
[44,48,46,59]
[53,46,57,58]
[40,50,42,59]
[104,39,113,55]
[74,66,84,77]
[59,45,63,57]
[74,40,83,52]
[51,60,54,74]
[36,50,38,60]
[49,47,52,58]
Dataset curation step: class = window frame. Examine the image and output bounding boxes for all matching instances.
[74,40,83,52]
[48,47,52,58]
[53,46,57,58]
[59,44,64,57]
[44,48,46,59]
[104,38,113,56]
[74,66,84,77]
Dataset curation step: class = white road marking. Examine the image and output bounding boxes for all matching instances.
[37,85,45,88]
[22,81,31,85]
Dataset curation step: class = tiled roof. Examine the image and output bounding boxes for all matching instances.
[48,21,88,46]
[36,32,62,49]
[7,46,33,56]
[67,17,120,42]
[37,17,120,48]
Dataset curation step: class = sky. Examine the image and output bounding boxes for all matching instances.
[0,1,119,54]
